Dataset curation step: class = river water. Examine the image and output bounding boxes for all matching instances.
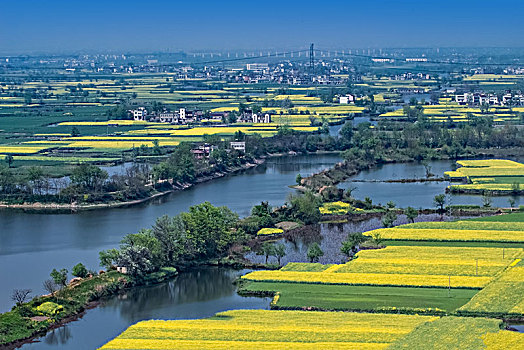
[0,154,341,313]
[23,268,270,350]
[338,159,522,209]
[1,154,523,348]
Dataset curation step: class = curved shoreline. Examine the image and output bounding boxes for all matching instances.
[0,160,264,212]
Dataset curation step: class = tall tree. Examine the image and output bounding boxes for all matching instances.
[151,216,186,265]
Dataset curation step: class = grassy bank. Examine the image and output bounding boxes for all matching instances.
[0,268,177,348]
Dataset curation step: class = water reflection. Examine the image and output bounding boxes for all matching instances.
[339,159,523,208]
[245,214,457,265]
[43,327,71,346]
[23,268,270,350]
[0,154,341,312]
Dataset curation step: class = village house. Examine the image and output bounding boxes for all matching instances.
[191,143,217,159]
[129,106,148,121]
[455,91,524,106]
[238,110,272,123]
[252,112,271,123]
[339,94,355,104]
[230,141,246,152]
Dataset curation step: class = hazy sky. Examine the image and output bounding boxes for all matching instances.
[1,0,523,54]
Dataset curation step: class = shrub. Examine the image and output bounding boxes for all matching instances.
[36,302,63,317]
[257,228,284,236]
[72,263,88,278]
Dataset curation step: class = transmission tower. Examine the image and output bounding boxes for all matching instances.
[309,43,314,72]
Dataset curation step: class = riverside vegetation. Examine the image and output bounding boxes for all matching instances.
[99,207,524,349]
[2,113,524,348]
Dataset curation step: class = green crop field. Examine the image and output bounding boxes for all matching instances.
[388,316,510,350]
[241,282,476,313]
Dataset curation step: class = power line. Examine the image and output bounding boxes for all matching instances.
[0,49,311,71]
[314,48,520,66]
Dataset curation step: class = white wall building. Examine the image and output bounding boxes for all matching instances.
[230,141,246,152]
[130,107,148,121]
[339,94,355,104]
[252,113,271,123]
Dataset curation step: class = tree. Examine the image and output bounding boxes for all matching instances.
[381,210,397,228]
[433,194,446,213]
[151,216,186,265]
[11,289,32,306]
[260,242,275,264]
[116,246,154,277]
[370,232,384,246]
[288,191,321,225]
[42,279,58,297]
[364,197,373,210]
[152,139,161,155]
[26,166,45,195]
[404,207,418,223]
[482,192,492,208]
[72,263,88,278]
[50,268,68,288]
[274,244,286,265]
[24,92,32,104]
[70,164,108,191]
[181,202,239,260]
[422,160,433,178]
[307,242,324,263]
[5,154,13,168]
[99,248,120,270]
[339,120,353,143]
[386,201,396,209]
[511,182,521,195]
[340,232,366,260]
[250,201,274,228]
[295,174,302,185]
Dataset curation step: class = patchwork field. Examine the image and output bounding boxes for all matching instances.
[379,104,522,123]
[99,309,436,350]
[242,282,476,313]
[0,75,359,166]
[242,244,521,289]
[445,159,524,193]
[457,263,524,317]
[99,309,524,350]
[364,216,524,243]
[388,316,520,350]
[100,213,524,349]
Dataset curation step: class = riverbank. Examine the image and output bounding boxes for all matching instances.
[0,268,178,349]
[301,147,524,193]
[0,160,264,212]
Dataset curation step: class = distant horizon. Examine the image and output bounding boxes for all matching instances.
[1,0,524,55]
[3,46,524,57]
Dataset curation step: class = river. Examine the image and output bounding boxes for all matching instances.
[338,159,522,209]
[0,154,341,313]
[2,154,522,348]
[23,268,270,350]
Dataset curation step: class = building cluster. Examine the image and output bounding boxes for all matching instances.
[129,107,271,124]
[130,107,202,124]
[455,92,524,106]
[393,72,432,80]
[191,141,246,160]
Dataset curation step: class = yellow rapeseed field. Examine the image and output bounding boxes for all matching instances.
[363,228,524,243]
[99,309,435,350]
[241,270,490,288]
